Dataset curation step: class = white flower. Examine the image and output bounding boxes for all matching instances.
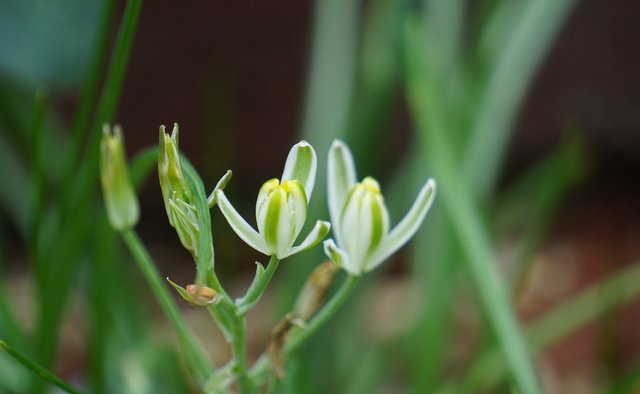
[323,140,436,275]
[216,141,330,259]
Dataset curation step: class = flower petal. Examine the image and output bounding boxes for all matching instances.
[280,220,331,259]
[281,141,317,200]
[367,179,436,272]
[327,140,357,247]
[215,190,270,255]
[323,239,359,275]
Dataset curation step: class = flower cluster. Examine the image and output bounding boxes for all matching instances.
[102,125,436,273]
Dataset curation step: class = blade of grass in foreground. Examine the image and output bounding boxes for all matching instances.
[0,340,82,394]
[403,16,541,394]
[455,261,640,392]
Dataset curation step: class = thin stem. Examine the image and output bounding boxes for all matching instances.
[237,256,280,315]
[0,339,82,394]
[249,274,360,383]
[230,316,255,394]
[287,275,359,354]
[120,229,213,385]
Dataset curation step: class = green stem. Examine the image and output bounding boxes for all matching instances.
[237,256,280,315]
[249,275,360,383]
[230,316,255,394]
[0,340,82,394]
[287,275,359,354]
[120,229,213,386]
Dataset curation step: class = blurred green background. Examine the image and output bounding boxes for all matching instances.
[0,0,639,393]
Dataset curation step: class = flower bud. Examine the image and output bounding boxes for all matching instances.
[158,124,211,258]
[256,178,308,258]
[158,123,191,226]
[167,193,200,255]
[100,124,139,230]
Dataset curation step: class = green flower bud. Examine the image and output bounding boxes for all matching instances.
[158,123,191,225]
[167,192,200,256]
[158,124,212,258]
[100,124,139,230]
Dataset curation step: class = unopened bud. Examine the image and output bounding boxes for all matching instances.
[100,124,139,230]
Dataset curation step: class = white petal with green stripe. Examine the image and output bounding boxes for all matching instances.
[216,190,269,255]
[283,220,331,259]
[368,179,436,271]
[327,140,357,247]
[281,140,317,199]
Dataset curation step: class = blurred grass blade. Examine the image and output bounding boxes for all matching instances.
[496,132,587,292]
[345,0,408,165]
[0,135,31,238]
[68,0,143,206]
[300,0,358,148]
[62,0,118,189]
[34,0,143,370]
[403,16,541,394]
[458,261,640,392]
[0,339,82,394]
[28,89,47,253]
[463,0,579,199]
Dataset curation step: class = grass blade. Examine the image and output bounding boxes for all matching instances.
[0,339,82,394]
[403,16,541,394]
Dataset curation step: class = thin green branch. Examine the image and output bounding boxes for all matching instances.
[286,275,360,354]
[0,339,82,394]
[249,274,360,384]
[120,229,213,386]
